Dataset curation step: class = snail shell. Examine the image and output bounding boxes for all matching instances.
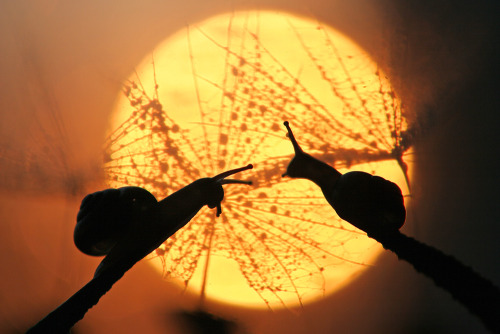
[329,171,406,234]
[74,187,158,256]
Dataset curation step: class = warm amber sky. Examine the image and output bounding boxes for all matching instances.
[1,0,499,333]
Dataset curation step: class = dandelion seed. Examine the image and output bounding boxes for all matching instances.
[104,11,413,309]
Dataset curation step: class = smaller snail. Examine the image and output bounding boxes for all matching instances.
[74,164,254,277]
[282,121,405,236]
[279,122,500,333]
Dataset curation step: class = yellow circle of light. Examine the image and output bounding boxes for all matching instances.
[105,11,412,309]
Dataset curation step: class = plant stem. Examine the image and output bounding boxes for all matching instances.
[26,267,127,333]
[369,230,500,333]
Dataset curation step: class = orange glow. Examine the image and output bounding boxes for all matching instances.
[105,11,411,309]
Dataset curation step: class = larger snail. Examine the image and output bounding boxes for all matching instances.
[75,164,253,277]
[282,121,405,236]
[28,164,253,333]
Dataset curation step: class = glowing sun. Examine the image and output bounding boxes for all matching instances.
[105,11,412,309]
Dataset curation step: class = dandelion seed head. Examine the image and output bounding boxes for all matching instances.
[104,11,412,308]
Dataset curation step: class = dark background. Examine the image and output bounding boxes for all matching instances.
[1,0,499,333]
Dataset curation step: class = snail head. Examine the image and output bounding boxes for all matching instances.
[282,121,341,186]
[208,164,254,216]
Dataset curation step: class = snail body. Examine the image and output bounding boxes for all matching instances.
[282,121,405,236]
[74,164,253,277]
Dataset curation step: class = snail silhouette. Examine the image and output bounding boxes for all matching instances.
[75,164,253,277]
[282,121,500,333]
[282,121,405,237]
[28,164,253,333]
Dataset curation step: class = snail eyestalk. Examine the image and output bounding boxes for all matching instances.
[212,164,253,182]
[282,121,307,178]
[283,121,304,155]
[219,179,253,185]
